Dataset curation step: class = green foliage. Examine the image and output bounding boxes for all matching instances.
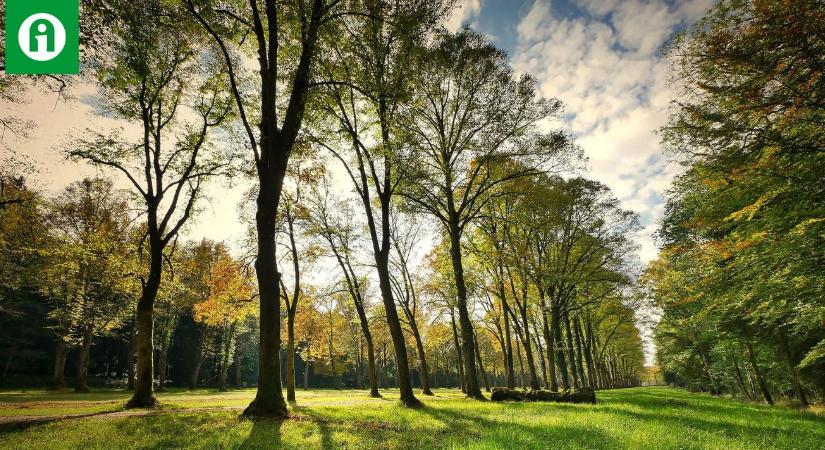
[652,0,825,399]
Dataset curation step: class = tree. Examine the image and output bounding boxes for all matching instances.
[193,244,256,391]
[311,0,451,407]
[399,30,576,398]
[186,0,353,417]
[42,178,135,392]
[69,1,232,407]
[278,149,323,402]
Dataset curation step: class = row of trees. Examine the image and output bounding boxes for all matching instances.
[2,0,647,417]
[647,0,825,406]
[0,170,645,397]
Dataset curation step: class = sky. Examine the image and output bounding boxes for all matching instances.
[448,0,716,263]
[2,0,716,264]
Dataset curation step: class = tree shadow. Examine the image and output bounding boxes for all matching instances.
[238,416,285,449]
[417,403,619,448]
[289,406,335,449]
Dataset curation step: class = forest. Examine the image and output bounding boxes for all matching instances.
[0,0,823,449]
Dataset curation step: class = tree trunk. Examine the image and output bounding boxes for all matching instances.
[126,233,162,408]
[234,343,243,389]
[127,320,136,390]
[474,331,490,392]
[52,339,68,390]
[75,328,93,392]
[364,332,380,397]
[577,317,596,389]
[540,289,557,390]
[450,312,465,393]
[190,329,205,390]
[551,303,569,390]
[410,319,433,396]
[518,304,540,390]
[304,361,310,389]
[533,329,548,389]
[745,341,773,406]
[732,355,752,399]
[218,324,235,392]
[244,171,288,417]
[584,318,599,389]
[286,313,296,402]
[563,310,580,390]
[157,344,168,391]
[447,221,483,399]
[374,243,419,406]
[572,314,586,388]
[499,288,515,389]
[516,338,525,389]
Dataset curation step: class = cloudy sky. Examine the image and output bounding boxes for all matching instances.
[3,0,716,265]
[449,0,716,263]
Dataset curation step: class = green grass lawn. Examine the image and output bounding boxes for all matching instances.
[0,387,822,449]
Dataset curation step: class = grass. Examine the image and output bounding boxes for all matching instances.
[0,387,822,449]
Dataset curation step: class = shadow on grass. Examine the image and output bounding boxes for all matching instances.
[417,403,618,448]
[0,410,122,433]
[239,417,285,450]
[595,388,825,448]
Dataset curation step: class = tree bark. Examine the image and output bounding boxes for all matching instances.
[74,328,93,392]
[409,318,433,395]
[540,289,557,390]
[190,329,205,390]
[127,240,162,408]
[52,339,68,390]
[551,303,569,390]
[563,310,580,390]
[127,320,136,390]
[234,342,243,389]
[516,302,540,390]
[447,220,484,399]
[731,355,752,399]
[450,311,465,393]
[286,313,296,402]
[499,289,515,389]
[572,314,586,388]
[474,331,490,392]
[157,343,169,391]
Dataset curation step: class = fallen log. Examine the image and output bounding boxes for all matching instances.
[491,387,526,401]
[490,387,596,404]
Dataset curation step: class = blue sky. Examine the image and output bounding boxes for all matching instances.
[448,0,716,263]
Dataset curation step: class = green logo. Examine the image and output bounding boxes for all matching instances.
[4,0,79,74]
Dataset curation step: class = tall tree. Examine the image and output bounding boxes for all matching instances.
[187,0,353,417]
[69,1,232,407]
[400,30,575,398]
[311,0,450,407]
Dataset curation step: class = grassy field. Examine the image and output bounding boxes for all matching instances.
[0,386,822,449]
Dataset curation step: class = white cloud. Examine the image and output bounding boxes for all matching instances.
[446,0,483,32]
[513,0,714,263]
